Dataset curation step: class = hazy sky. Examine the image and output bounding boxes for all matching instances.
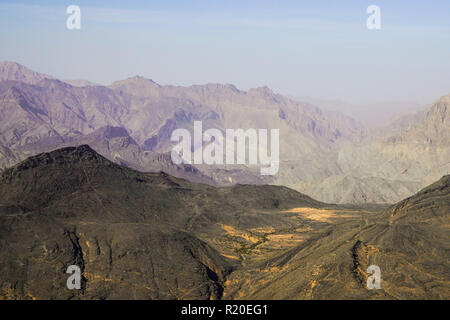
[1,0,450,111]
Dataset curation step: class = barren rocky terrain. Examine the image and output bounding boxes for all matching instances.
[0,146,448,299]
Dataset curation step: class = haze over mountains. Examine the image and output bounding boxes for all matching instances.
[0,61,448,204]
[295,96,424,127]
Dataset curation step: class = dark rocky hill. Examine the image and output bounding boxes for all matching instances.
[0,145,321,299]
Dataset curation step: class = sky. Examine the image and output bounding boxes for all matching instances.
[1,0,450,123]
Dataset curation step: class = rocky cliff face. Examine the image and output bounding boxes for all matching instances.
[327,94,450,203]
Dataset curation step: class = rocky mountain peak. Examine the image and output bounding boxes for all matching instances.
[111,76,161,88]
[248,86,275,98]
[0,61,51,84]
[428,95,449,123]
[1,145,101,177]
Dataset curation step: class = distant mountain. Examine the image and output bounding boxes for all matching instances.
[295,96,424,127]
[62,79,99,87]
[0,61,51,84]
[0,144,19,169]
[0,61,448,204]
[332,94,450,202]
[0,61,100,88]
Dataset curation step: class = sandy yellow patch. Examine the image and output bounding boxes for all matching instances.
[222,253,240,260]
[258,233,304,251]
[221,224,260,243]
[283,207,353,223]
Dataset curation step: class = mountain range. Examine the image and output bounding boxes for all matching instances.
[0,145,448,299]
[0,61,448,204]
